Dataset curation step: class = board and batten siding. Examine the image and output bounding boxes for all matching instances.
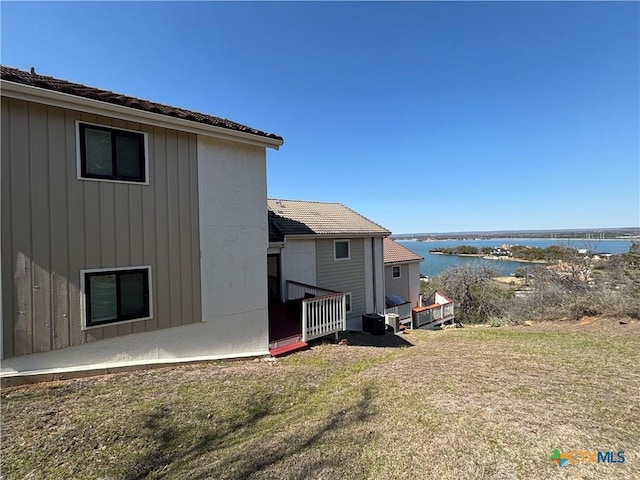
[1,97,201,359]
[316,238,366,319]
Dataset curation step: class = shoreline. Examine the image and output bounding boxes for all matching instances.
[430,251,549,264]
[409,237,638,242]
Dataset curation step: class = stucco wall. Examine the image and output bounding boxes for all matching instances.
[280,239,317,299]
[197,136,269,356]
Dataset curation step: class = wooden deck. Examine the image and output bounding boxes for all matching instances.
[269,303,302,347]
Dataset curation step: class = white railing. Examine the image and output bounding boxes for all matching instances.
[413,302,455,328]
[286,281,347,342]
[302,293,346,342]
[384,301,412,320]
[287,280,339,301]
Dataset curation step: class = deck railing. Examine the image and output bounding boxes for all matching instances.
[413,302,455,328]
[286,281,347,342]
[384,301,413,321]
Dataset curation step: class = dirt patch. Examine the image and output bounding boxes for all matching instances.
[523,315,640,335]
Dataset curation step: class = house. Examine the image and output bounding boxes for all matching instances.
[383,238,424,330]
[267,199,390,340]
[413,291,455,329]
[1,66,283,379]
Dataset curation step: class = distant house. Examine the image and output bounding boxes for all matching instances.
[490,246,511,257]
[383,238,423,328]
[413,291,455,329]
[1,66,283,378]
[267,199,390,338]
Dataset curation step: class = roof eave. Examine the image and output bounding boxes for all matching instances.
[384,258,424,265]
[1,80,284,150]
[282,232,390,241]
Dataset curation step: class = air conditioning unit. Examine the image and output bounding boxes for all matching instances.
[385,313,400,333]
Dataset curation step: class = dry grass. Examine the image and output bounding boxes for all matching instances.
[2,318,639,479]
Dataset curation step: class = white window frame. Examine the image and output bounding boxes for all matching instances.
[392,265,401,279]
[76,120,150,185]
[80,265,153,330]
[344,292,352,313]
[334,239,350,261]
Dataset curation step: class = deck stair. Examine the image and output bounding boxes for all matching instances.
[269,334,308,357]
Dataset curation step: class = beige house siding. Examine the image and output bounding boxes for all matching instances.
[385,263,411,301]
[316,238,366,320]
[1,97,201,359]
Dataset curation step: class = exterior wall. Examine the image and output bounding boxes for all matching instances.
[384,261,420,306]
[1,98,201,359]
[385,263,411,301]
[197,136,269,355]
[407,262,421,306]
[316,238,367,323]
[363,237,386,315]
[280,239,317,300]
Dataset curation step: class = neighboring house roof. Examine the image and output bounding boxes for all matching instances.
[0,65,283,144]
[268,199,390,241]
[384,238,424,264]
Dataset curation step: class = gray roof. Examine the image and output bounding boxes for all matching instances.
[268,199,390,241]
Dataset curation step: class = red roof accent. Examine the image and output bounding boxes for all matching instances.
[384,238,424,264]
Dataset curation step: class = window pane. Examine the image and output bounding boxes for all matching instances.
[115,135,143,179]
[89,274,117,322]
[85,129,113,176]
[119,272,147,317]
[335,241,349,259]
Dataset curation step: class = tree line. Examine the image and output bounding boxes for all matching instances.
[421,242,640,325]
[429,244,586,262]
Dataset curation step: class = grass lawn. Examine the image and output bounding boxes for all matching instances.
[2,317,639,479]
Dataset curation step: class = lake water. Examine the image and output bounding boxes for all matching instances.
[398,238,633,278]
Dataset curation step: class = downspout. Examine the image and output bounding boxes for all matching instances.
[372,238,377,312]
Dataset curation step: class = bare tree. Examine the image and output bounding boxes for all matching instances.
[436,261,510,324]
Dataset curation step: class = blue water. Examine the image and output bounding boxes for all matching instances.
[398,238,633,278]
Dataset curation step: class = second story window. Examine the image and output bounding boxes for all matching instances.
[334,240,350,260]
[78,122,147,183]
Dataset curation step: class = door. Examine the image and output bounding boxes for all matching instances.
[267,254,281,305]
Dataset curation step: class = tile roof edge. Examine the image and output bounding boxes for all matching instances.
[268,198,391,235]
[268,198,341,205]
[1,65,283,144]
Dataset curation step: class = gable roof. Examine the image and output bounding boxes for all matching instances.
[1,66,283,145]
[384,238,424,264]
[268,199,390,241]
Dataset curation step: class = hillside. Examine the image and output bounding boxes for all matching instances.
[2,319,639,480]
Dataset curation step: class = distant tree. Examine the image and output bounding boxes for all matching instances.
[622,241,640,294]
[455,246,479,255]
[513,267,533,283]
[435,261,510,323]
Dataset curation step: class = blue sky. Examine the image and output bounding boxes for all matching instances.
[2,1,638,234]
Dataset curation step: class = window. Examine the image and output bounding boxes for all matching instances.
[345,293,352,313]
[81,266,152,328]
[78,122,147,183]
[334,240,350,260]
[392,266,401,279]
